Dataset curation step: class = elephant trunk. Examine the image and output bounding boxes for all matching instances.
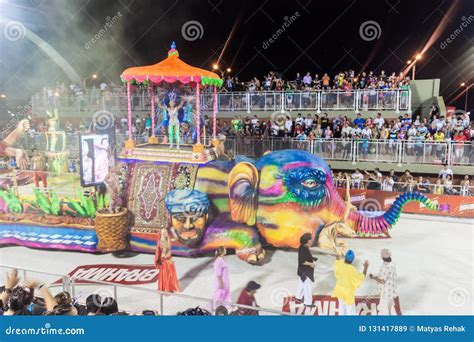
[352,192,448,237]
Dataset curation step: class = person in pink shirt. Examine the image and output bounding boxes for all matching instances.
[212,247,231,313]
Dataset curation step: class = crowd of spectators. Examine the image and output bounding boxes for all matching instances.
[222,70,410,92]
[0,269,262,316]
[334,165,472,196]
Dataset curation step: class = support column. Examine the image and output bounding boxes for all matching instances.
[193,82,204,153]
[395,89,400,114]
[211,86,219,146]
[148,84,158,144]
[407,89,412,114]
[125,81,136,148]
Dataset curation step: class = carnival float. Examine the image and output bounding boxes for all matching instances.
[0,43,447,263]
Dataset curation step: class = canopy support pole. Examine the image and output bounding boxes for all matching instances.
[148,84,158,144]
[125,81,136,148]
[193,82,204,153]
[211,85,218,147]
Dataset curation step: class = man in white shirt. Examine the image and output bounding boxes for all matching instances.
[284,116,293,135]
[351,126,362,138]
[434,116,446,131]
[303,72,312,87]
[370,249,397,315]
[351,169,364,188]
[373,113,385,130]
[361,126,372,139]
[251,115,259,130]
[295,113,304,127]
[438,164,453,180]
[304,114,313,128]
[382,176,395,191]
[407,125,417,138]
[341,122,352,137]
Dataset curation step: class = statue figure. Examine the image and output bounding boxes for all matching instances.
[0,120,30,169]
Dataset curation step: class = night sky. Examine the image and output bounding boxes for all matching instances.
[0,0,472,110]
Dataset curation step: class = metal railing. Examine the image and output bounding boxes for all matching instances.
[0,264,289,316]
[12,133,474,167]
[333,178,473,196]
[31,88,411,114]
[224,137,473,167]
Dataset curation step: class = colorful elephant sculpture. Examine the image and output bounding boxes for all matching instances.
[157,150,445,263]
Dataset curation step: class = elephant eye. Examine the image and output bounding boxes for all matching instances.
[301,179,318,188]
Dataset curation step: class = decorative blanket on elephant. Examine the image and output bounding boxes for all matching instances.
[126,163,199,233]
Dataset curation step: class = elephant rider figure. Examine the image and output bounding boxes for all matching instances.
[0,120,30,169]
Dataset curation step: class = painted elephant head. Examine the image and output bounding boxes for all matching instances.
[227,149,445,248]
[228,150,346,248]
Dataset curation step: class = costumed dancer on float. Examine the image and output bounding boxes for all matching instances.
[159,91,184,149]
[154,228,180,293]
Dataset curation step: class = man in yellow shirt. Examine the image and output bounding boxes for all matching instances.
[433,130,445,141]
[332,250,369,315]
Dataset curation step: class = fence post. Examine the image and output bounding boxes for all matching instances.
[160,293,164,315]
[113,285,118,301]
[395,90,400,114]
[246,93,251,114]
[447,142,452,166]
[398,141,403,167]
[316,91,321,114]
[71,278,76,299]
[407,89,412,114]
[280,92,285,113]
[355,91,359,113]
[352,140,357,165]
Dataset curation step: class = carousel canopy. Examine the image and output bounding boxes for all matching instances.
[121,42,223,87]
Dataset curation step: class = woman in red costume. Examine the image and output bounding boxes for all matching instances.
[154,228,180,293]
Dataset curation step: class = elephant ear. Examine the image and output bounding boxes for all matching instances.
[228,162,259,226]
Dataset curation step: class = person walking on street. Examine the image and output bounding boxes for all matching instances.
[296,233,317,308]
[332,250,369,315]
[370,248,398,315]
